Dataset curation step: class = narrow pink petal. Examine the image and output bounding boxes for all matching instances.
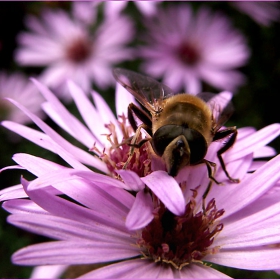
[0,165,25,172]
[125,189,154,230]
[0,185,27,201]
[3,199,48,215]
[31,78,100,147]
[12,240,140,265]
[24,169,132,217]
[179,264,231,278]
[80,259,159,279]
[42,102,102,150]
[4,99,95,171]
[31,265,68,279]
[237,126,256,139]
[249,160,267,172]
[91,90,121,137]
[8,213,133,244]
[217,225,280,249]
[73,170,130,190]
[67,80,106,146]
[226,123,280,162]
[2,121,58,154]
[206,247,280,270]
[13,153,67,177]
[254,145,276,158]
[117,170,145,191]
[214,153,253,184]
[115,82,136,117]
[141,170,185,216]
[21,178,128,233]
[35,170,130,216]
[216,154,280,219]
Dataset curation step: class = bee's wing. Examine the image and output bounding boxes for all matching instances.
[113,68,174,112]
[197,92,234,131]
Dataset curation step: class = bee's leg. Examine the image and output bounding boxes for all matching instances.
[123,104,152,170]
[123,123,151,169]
[202,159,221,185]
[128,103,152,135]
[202,180,213,214]
[213,126,240,183]
[201,159,220,214]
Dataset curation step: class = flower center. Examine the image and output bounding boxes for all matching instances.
[137,190,224,269]
[92,114,152,178]
[177,42,200,66]
[66,36,92,63]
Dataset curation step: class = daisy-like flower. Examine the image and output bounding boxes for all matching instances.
[138,4,250,94]
[232,2,280,27]
[1,79,280,278]
[0,71,45,124]
[14,4,134,100]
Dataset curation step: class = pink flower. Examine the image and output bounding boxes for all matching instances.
[138,4,250,94]
[14,4,134,100]
[232,2,280,27]
[1,79,280,278]
[0,72,45,125]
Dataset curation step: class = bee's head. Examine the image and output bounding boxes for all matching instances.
[163,135,191,177]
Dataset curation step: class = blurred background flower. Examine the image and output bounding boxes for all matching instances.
[14,3,134,100]
[0,1,280,278]
[0,72,45,125]
[232,2,280,27]
[138,4,250,94]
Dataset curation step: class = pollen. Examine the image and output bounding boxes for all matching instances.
[137,190,224,269]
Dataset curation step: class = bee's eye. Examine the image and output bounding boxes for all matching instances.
[152,125,183,156]
[182,129,208,164]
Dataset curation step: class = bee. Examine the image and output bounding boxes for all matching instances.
[113,68,240,187]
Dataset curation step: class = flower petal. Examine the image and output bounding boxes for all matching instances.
[4,99,106,172]
[115,82,136,117]
[67,80,107,146]
[80,259,160,279]
[226,123,280,162]
[12,240,140,266]
[31,78,100,148]
[179,264,231,279]
[91,89,121,137]
[0,184,27,201]
[21,178,128,232]
[31,265,68,279]
[141,170,185,216]
[125,189,154,230]
[206,247,280,270]
[13,153,67,177]
[8,213,133,244]
[117,170,145,191]
[216,154,280,218]
[3,199,48,215]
